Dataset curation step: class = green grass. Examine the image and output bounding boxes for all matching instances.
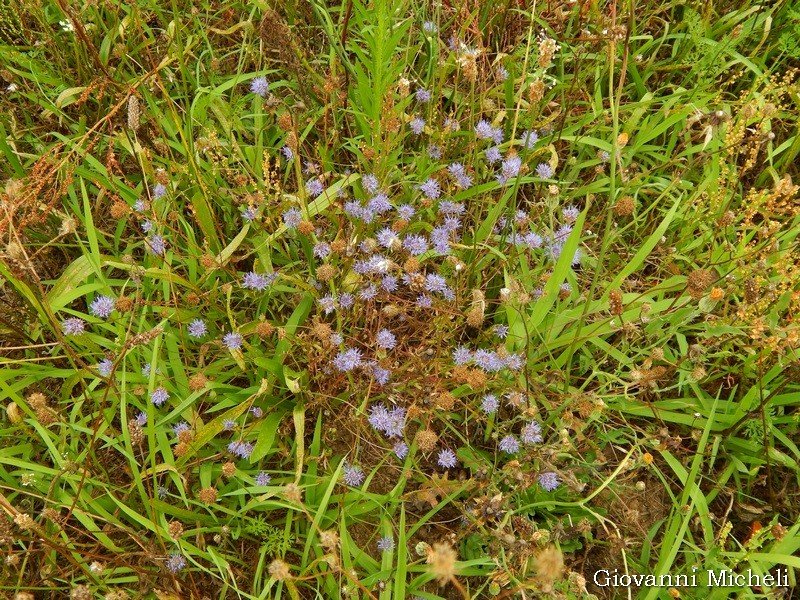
[1,0,799,598]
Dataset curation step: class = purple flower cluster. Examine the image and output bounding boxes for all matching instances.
[332,347,362,372]
[538,471,560,491]
[342,463,365,487]
[242,271,277,291]
[150,387,169,407]
[368,404,406,438]
[228,440,254,459]
[437,448,458,469]
[223,332,243,350]
[89,295,115,319]
[188,319,207,338]
[521,421,543,444]
[250,76,269,97]
[454,347,524,372]
[475,119,504,144]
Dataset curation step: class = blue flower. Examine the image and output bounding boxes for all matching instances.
[485,146,502,164]
[165,553,186,573]
[342,464,365,487]
[410,117,426,135]
[377,536,395,552]
[151,387,169,407]
[393,441,409,459]
[403,235,429,256]
[255,471,272,486]
[415,88,431,102]
[494,324,509,339]
[281,146,294,160]
[188,319,207,338]
[481,394,499,414]
[313,242,331,258]
[147,234,166,256]
[521,421,543,444]
[97,359,113,377]
[368,194,392,214]
[62,318,85,335]
[173,421,190,436]
[368,404,406,438]
[536,162,553,179]
[250,76,270,97]
[381,275,398,292]
[359,284,378,300]
[223,332,243,350]
[89,295,115,319]
[376,329,396,350]
[422,21,438,34]
[499,435,520,454]
[520,130,539,149]
[305,179,324,198]
[333,348,362,372]
[397,204,416,220]
[241,206,257,222]
[318,295,336,314]
[372,365,391,385]
[498,155,522,184]
[228,440,254,459]
[437,448,457,468]
[419,178,441,199]
[538,471,560,491]
[283,207,303,228]
[562,205,580,223]
[152,183,167,199]
[453,346,472,365]
[362,174,379,194]
[427,144,442,159]
[475,120,494,140]
[242,271,276,291]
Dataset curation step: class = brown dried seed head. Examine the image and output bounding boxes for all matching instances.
[609,289,623,315]
[465,369,487,390]
[535,546,564,587]
[404,257,420,273]
[222,462,237,478]
[709,287,724,301]
[283,482,303,504]
[435,391,456,411]
[312,321,332,341]
[268,559,291,581]
[316,264,336,281]
[320,530,339,551]
[687,269,715,298]
[200,254,217,269]
[198,486,218,504]
[174,442,190,457]
[330,239,347,253]
[128,422,143,445]
[110,201,129,219]
[115,296,133,312]
[167,520,184,539]
[298,220,315,235]
[415,429,438,452]
[256,320,275,337]
[426,542,458,585]
[277,113,293,131]
[528,79,546,103]
[188,373,208,391]
[613,196,635,216]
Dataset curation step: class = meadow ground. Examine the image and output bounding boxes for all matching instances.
[0,0,799,598]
